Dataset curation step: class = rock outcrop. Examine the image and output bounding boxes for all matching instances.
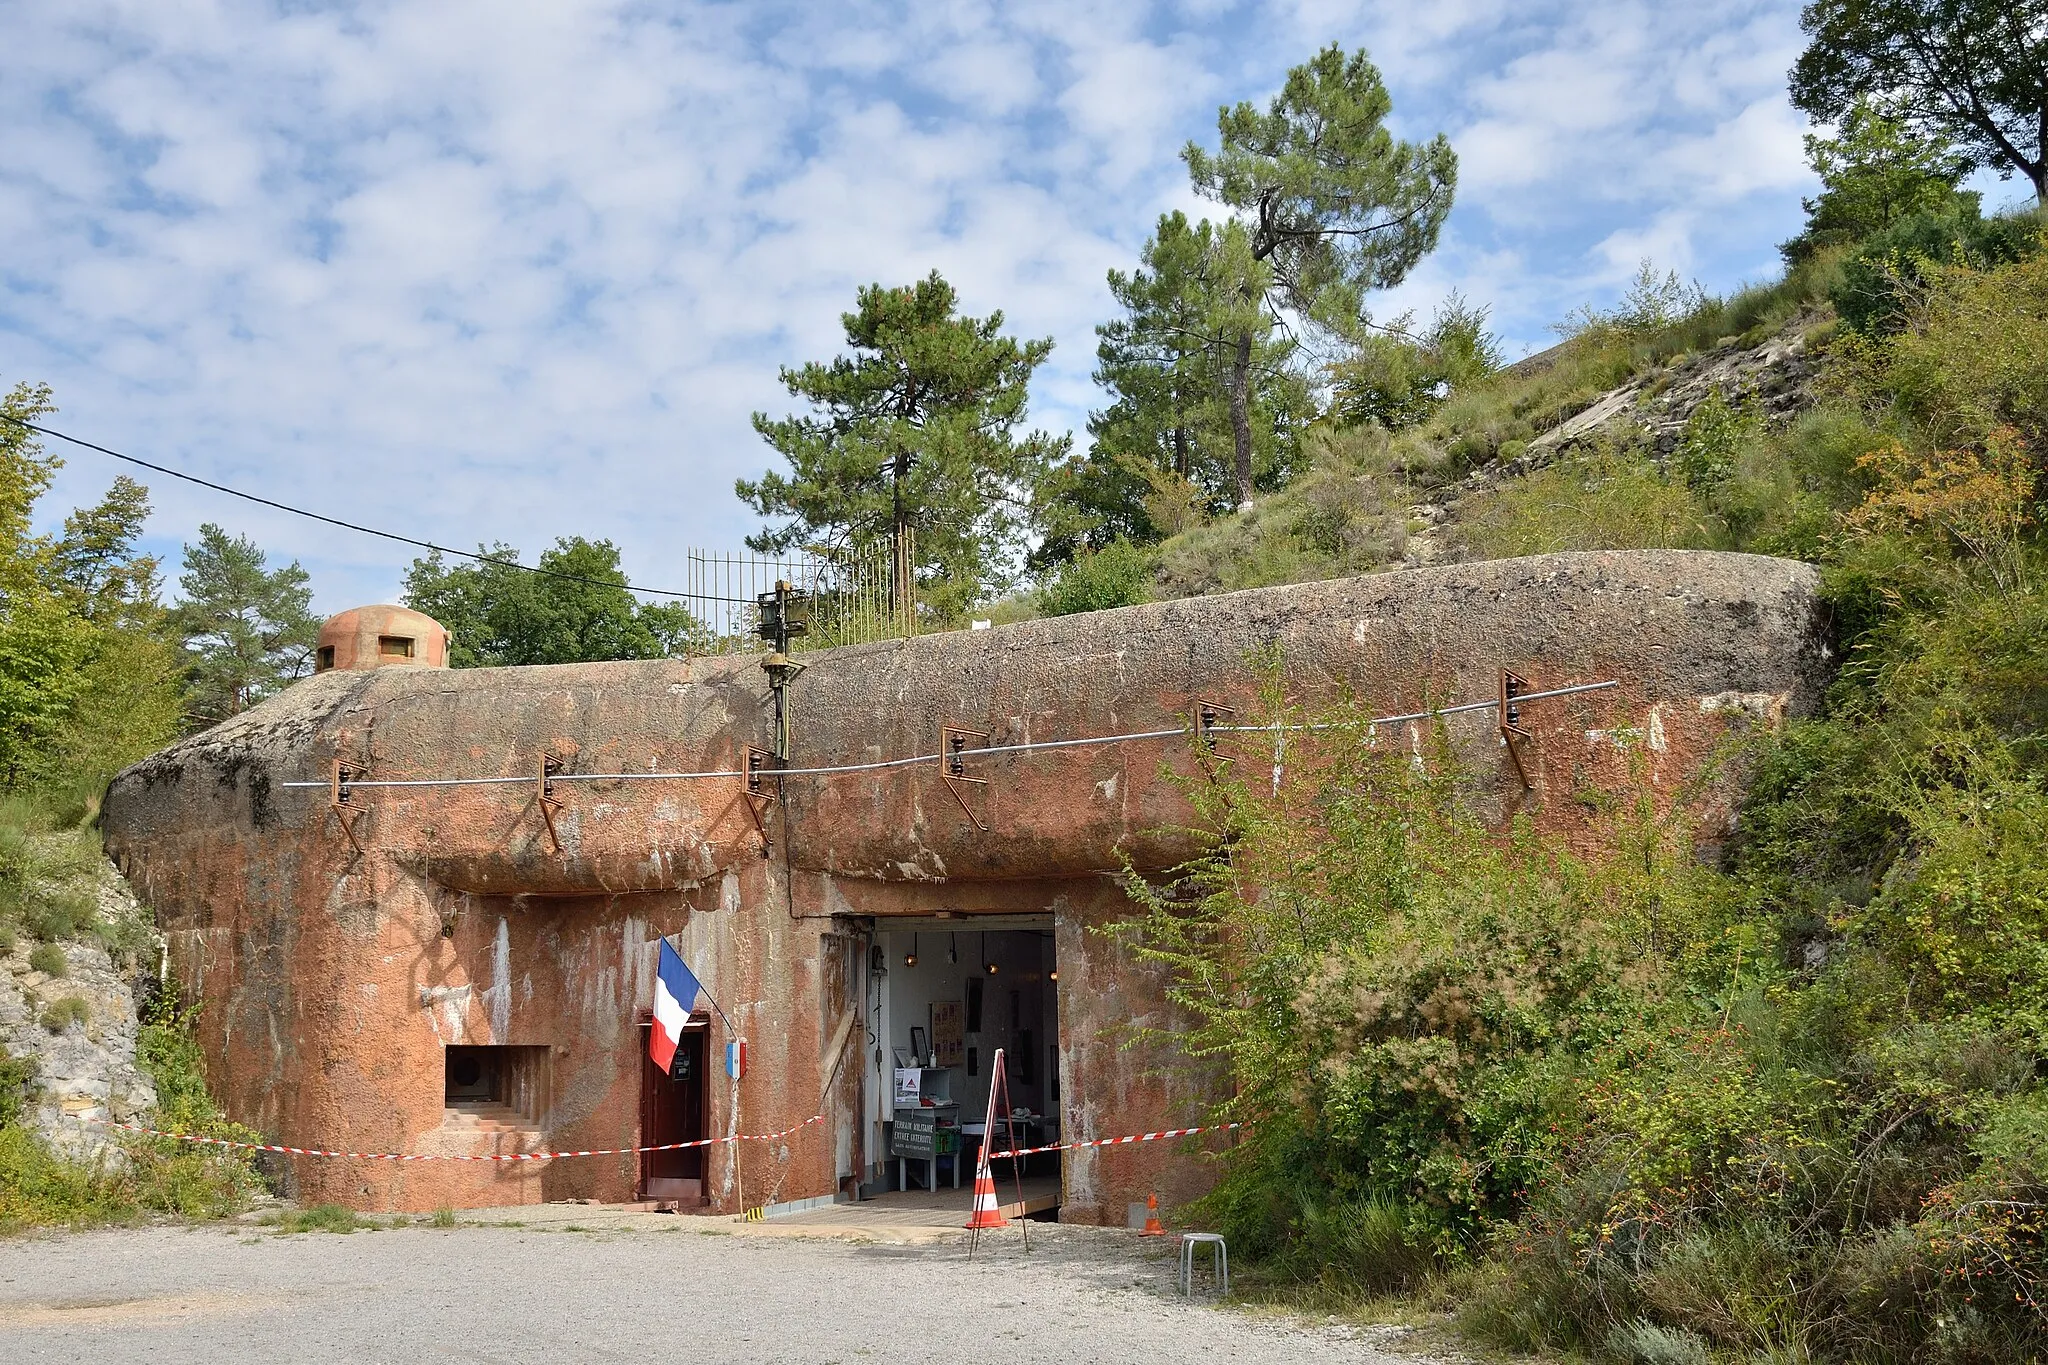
[1,850,161,1161]
[1404,318,1824,567]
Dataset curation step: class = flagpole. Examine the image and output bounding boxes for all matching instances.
[661,931,735,1033]
[659,930,742,1212]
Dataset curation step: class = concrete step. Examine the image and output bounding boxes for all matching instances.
[441,1102,535,1135]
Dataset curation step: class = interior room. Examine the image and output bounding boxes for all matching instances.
[864,918,1059,1204]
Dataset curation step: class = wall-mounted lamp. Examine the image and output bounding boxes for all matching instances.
[904,932,918,968]
[982,931,997,975]
[1049,969,1058,982]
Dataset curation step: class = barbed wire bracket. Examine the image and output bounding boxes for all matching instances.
[1500,668,1534,790]
[329,758,369,854]
[537,754,566,853]
[743,746,779,857]
[939,724,990,833]
[1193,698,1237,778]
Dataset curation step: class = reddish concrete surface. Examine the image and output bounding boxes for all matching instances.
[100,551,1832,1218]
[314,604,450,673]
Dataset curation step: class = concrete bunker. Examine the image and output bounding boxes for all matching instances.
[100,550,1835,1218]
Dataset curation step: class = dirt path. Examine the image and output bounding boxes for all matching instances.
[0,1220,1434,1364]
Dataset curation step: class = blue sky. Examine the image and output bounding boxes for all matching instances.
[2,0,1878,612]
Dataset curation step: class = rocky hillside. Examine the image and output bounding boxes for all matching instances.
[1136,283,1835,604]
[0,825,163,1161]
[1403,315,1824,566]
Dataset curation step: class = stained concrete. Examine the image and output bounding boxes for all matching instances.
[100,550,1831,1219]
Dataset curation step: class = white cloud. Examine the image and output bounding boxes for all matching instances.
[0,1,1817,611]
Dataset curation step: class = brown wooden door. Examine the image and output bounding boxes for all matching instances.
[640,1027,706,1202]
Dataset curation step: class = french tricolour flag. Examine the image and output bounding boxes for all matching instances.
[650,938,705,1074]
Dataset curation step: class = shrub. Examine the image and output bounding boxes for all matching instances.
[1458,444,1716,559]
[0,1046,32,1129]
[39,996,88,1033]
[1036,538,1153,617]
[27,942,66,977]
[1831,205,2042,336]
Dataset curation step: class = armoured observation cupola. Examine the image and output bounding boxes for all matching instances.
[313,604,451,673]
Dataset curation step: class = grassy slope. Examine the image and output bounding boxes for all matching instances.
[1127,258,1845,603]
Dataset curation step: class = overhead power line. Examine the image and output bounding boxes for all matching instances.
[0,411,747,603]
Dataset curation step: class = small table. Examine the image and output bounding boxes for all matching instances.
[896,1151,959,1191]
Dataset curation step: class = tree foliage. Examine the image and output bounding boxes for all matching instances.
[1783,96,1975,264]
[0,385,181,789]
[1035,214,1307,567]
[1791,0,2048,200]
[167,525,318,725]
[1328,294,1501,431]
[403,538,702,668]
[1185,43,1456,505]
[739,272,1069,619]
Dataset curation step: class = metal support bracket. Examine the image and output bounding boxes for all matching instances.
[329,758,369,854]
[1500,668,1534,790]
[938,724,990,833]
[1194,699,1237,775]
[538,754,565,853]
[743,746,779,857]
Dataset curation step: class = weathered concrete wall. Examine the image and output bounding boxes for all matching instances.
[101,550,1831,1217]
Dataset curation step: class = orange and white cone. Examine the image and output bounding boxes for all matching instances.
[1140,1191,1165,1236]
[965,1155,1011,1230]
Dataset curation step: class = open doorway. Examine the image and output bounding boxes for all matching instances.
[865,918,1060,1217]
[639,1024,707,1204]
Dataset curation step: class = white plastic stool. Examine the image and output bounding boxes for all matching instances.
[1179,1232,1228,1296]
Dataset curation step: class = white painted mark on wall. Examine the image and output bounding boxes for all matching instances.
[484,917,511,1042]
[419,984,472,1042]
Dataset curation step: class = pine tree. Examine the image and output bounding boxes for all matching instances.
[1185,44,1456,507]
[738,272,1069,620]
[1036,214,1307,567]
[169,525,319,723]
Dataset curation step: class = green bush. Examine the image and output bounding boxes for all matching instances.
[1036,538,1154,617]
[1459,443,1717,559]
[1831,205,2042,336]
[39,996,88,1033]
[27,943,65,977]
[0,1046,32,1129]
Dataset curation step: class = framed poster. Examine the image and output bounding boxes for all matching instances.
[930,1000,966,1067]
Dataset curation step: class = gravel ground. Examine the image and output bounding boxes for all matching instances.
[0,1221,1437,1364]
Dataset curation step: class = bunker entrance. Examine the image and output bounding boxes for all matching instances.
[869,918,1059,1213]
[639,1023,708,1204]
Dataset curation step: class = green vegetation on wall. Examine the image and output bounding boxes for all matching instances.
[1110,212,2048,1363]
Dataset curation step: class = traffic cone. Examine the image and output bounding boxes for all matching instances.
[965,1155,1010,1230]
[1140,1191,1166,1236]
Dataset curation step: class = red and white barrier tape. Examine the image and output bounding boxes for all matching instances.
[74,1112,825,1162]
[984,1120,1247,1161]
[72,1112,1245,1165]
